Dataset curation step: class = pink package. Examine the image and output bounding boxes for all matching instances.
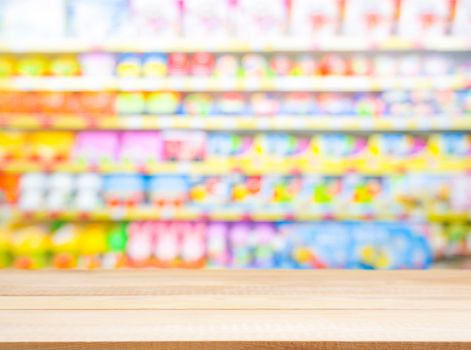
[398,0,452,38]
[73,131,119,164]
[153,222,180,266]
[290,0,341,37]
[119,131,161,164]
[130,0,181,38]
[127,222,154,266]
[206,222,229,267]
[452,0,471,36]
[235,0,287,38]
[161,131,207,161]
[182,0,230,38]
[180,222,207,266]
[343,0,397,38]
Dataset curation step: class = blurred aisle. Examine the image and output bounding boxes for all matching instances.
[0,0,471,270]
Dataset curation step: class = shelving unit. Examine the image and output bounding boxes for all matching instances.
[1,0,471,270]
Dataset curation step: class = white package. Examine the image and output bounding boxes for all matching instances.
[343,0,396,38]
[130,0,180,38]
[452,0,471,36]
[398,0,451,37]
[235,0,286,38]
[290,0,341,37]
[183,0,230,38]
[0,0,66,39]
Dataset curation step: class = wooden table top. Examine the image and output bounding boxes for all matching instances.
[1,269,471,350]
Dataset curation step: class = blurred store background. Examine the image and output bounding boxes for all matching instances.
[0,0,470,270]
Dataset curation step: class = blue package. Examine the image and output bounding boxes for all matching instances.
[67,0,130,39]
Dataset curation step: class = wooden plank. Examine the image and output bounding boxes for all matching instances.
[0,270,470,349]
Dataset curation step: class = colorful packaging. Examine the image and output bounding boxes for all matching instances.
[146,92,180,115]
[116,53,142,77]
[270,54,294,77]
[28,131,75,162]
[216,92,246,115]
[103,175,145,207]
[190,53,215,76]
[189,176,231,208]
[161,131,207,161]
[206,222,229,267]
[142,53,168,77]
[183,93,214,115]
[50,55,81,76]
[241,54,268,78]
[0,56,15,77]
[115,92,146,115]
[168,53,190,76]
[148,176,188,207]
[73,131,120,164]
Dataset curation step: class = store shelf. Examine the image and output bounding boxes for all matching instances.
[0,37,470,53]
[0,76,467,92]
[2,115,471,131]
[6,207,469,223]
[2,158,471,175]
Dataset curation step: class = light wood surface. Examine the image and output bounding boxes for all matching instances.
[0,270,470,349]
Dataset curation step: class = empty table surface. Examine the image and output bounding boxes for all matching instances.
[0,269,471,349]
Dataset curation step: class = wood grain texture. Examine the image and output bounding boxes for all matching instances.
[0,270,470,349]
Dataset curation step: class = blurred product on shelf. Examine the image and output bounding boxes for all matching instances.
[0,90,470,116]
[0,220,448,270]
[2,172,471,218]
[0,0,470,272]
[1,131,471,170]
[0,53,467,79]
[0,0,467,40]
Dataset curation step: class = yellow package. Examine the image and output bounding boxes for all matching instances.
[11,224,51,269]
[0,132,25,160]
[28,131,75,161]
[0,55,15,77]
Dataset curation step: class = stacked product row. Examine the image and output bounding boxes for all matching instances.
[1,131,470,164]
[0,221,438,270]
[2,173,470,216]
[1,53,467,78]
[0,0,469,39]
[1,90,470,116]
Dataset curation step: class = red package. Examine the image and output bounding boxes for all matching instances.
[318,54,349,76]
[168,53,190,76]
[190,52,215,76]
